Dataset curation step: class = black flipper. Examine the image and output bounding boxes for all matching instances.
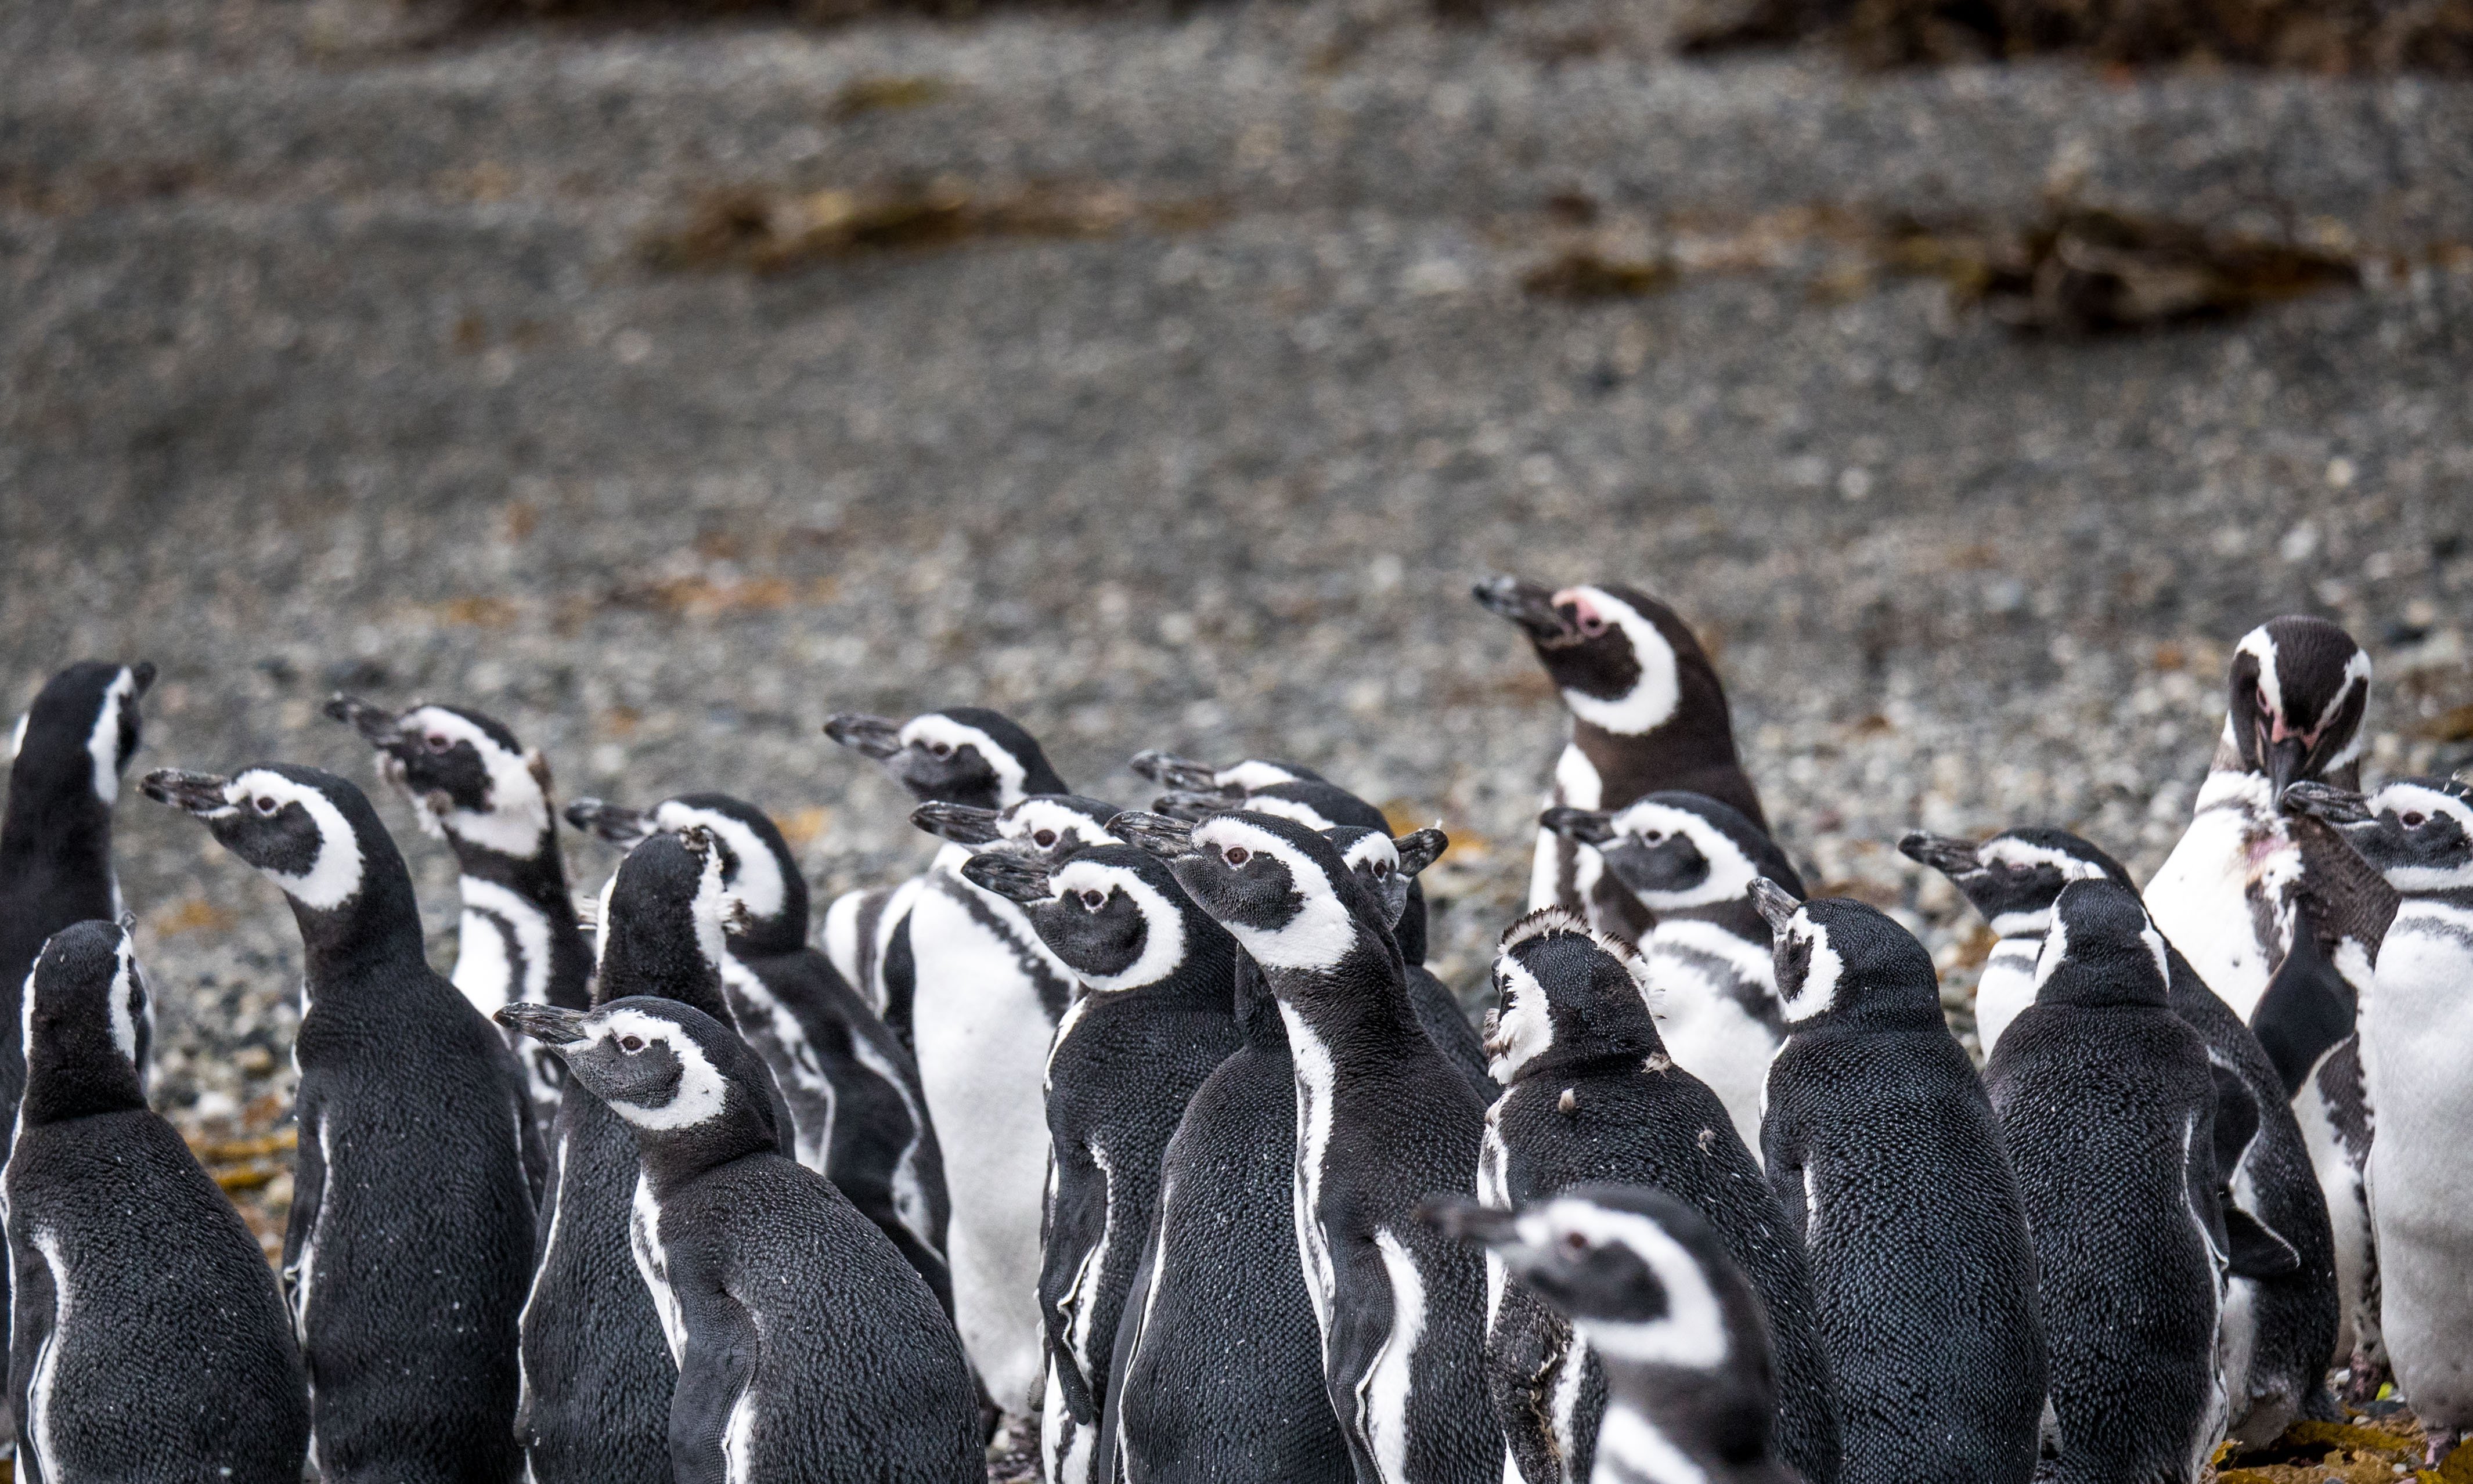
[2248,905,2358,1099]
[2225,1207,2302,1279]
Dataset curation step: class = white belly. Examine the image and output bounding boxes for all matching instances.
[2363,921,2473,1424]
[1643,931,1779,1162]
[2146,786,2287,1019]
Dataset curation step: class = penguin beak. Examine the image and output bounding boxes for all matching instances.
[959,851,1054,905]
[823,713,905,761]
[1108,811,1198,858]
[565,799,655,848]
[1127,750,1224,793]
[495,1003,590,1046]
[1746,878,1801,934]
[911,801,1005,846]
[1414,1194,1524,1251]
[1394,828,1450,878]
[1896,831,1981,877]
[1473,576,1576,642]
[325,694,406,749]
[1538,806,1616,847]
[2279,781,2371,825]
[128,662,157,698]
[140,769,233,817]
[1149,789,1243,824]
[2266,736,2310,801]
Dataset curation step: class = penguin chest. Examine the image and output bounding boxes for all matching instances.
[1971,940,2042,1060]
[630,1176,687,1365]
[1531,744,1604,916]
[452,876,555,1016]
[2364,915,2473,1222]
[1645,925,1781,1160]
[2148,789,2292,1018]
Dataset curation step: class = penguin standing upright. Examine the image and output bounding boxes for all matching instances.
[502,997,984,1484]
[958,840,1245,1484]
[1474,577,1762,938]
[143,764,539,1482]
[1426,1186,1810,1484]
[1748,885,2040,1484]
[1476,907,1838,1484]
[511,828,796,1484]
[1121,808,1501,1484]
[823,706,1082,1414]
[567,791,954,1314]
[7,920,309,1483]
[1988,880,2299,1484]
[326,695,594,1128]
[2284,777,2473,1465]
[1538,792,1801,1159]
[1902,826,2339,1443]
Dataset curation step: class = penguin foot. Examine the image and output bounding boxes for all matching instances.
[2425,1427,2467,1469]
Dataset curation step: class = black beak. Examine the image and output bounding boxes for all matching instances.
[1108,811,1197,858]
[1128,750,1224,792]
[911,801,1005,845]
[128,662,157,697]
[1473,576,1574,641]
[140,768,232,815]
[960,851,1053,905]
[565,798,656,847]
[1394,827,1450,877]
[325,693,405,748]
[495,1003,590,1046]
[1414,1194,1523,1249]
[1897,831,1982,876]
[2266,736,2310,801]
[1150,789,1245,823]
[1538,806,1616,847]
[823,713,906,761]
[1747,878,1801,934]
[2280,780,2371,824]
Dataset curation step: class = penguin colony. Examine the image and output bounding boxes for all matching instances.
[0,582,2465,1484]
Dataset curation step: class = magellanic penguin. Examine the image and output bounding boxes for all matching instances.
[958,839,1245,1484]
[1987,880,2301,1484]
[567,791,954,1316]
[1475,907,1840,1484]
[1123,808,1501,1484]
[1747,884,2039,1484]
[1538,792,1803,1160]
[2284,777,2473,1464]
[822,706,1082,1415]
[1901,826,2339,1443]
[511,828,797,1484]
[7,920,309,1483]
[1474,576,1763,940]
[1425,1186,1810,1484]
[1145,757,1493,1097]
[326,694,593,1129]
[502,996,985,1484]
[143,764,539,1482]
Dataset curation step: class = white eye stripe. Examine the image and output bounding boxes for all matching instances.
[1523,1201,1729,1369]
[84,668,142,804]
[1558,587,1681,738]
[1215,760,1302,791]
[1004,800,1103,846]
[1245,796,1339,831]
[654,804,787,925]
[1189,817,1356,970]
[228,770,366,910]
[593,1009,729,1131]
[1049,860,1187,991]
[397,707,550,857]
[1604,801,1755,908]
[1339,834,1399,874]
[1486,957,1555,1082]
[1974,839,2104,876]
[897,715,1029,805]
[1776,919,1841,1023]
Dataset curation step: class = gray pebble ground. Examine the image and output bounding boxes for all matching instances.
[5,0,2471,1274]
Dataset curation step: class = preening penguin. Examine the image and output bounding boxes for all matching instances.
[569,790,954,1315]
[1426,1186,1808,1484]
[502,997,984,1484]
[1127,808,1501,1484]
[1903,825,2339,1443]
[1476,908,1839,1484]
[143,763,538,1483]
[1747,886,2039,1484]
[958,839,1243,1484]
[1475,576,1762,938]
[6,920,309,1483]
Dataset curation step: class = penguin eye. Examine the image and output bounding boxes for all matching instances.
[1080,890,1106,910]
[1638,830,1663,843]
[254,796,280,816]
[1371,859,1391,878]
[617,1035,645,1053]
[1033,829,1058,848]
[2402,812,2427,828]
[1223,846,1251,866]
[1577,614,1608,637]
[928,741,953,758]
[426,734,453,754]
[1560,1230,1592,1255]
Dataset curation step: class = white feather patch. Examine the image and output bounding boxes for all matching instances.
[1050,860,1187,992]
[1555,587,1681,738]
[229,770,367,911]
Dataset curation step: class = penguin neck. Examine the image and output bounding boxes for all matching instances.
[724,900,809,961]
[291,846,431,988]
[597,954,734,1024]
[1650,894,1770,945]
[1017,757,1071,799]
[1790,991,1944,1039]
[635,1100,781,1198]
[1094,933,1238,1019]
[1515,1012,1666,1082]
[450,827,571,916]
[1231,956,1286,1045]
[21,1048,146,1125]
[1394,884,1429,966]
[1569,694,1758,825]
[1257,937,1427,1066]
[0,769,115,900]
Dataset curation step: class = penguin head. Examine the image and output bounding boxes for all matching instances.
[570,793,809,954]
[499,996,778,1171]
[1546,793,1803,916]
[962,841,1228,993]
[1475,577,1720,740]
[590,828,738,1005]
[7,660,154,808]
[2224,616,2373,797]
[1483,908,1660,1084]
[1130,749,1323,800]
[2031,879,2173,1010]
[143,764,387,918]
[1898,826,2129,938]
[1754,886,1940,1031]
[1120,808,1392,977]
[21,918,153,1125]
[823,706,1065,810]
[913,793,1121,865]
[2285,777,2473,894]
[325,696,551,858]
[1325,825,1448,933]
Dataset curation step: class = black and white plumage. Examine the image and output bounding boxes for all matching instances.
[1987,880,2299,1484]
[1747,886,2039,1484]
[1475,577,1763,940]
[143,763,539,1482]
[2285,777,2473,1464]
[327,694,594,1127]
[502,996,983,1484]
[1475,907,1840,1484]
[1427,1186,1809,1484]
[1902,825,2340,1443]
[1129,808,1501,1484]
[7,920,309,1483]
[568,790,954,1316]
[959,840,1245,1484]
[1540,793,1804,1158]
